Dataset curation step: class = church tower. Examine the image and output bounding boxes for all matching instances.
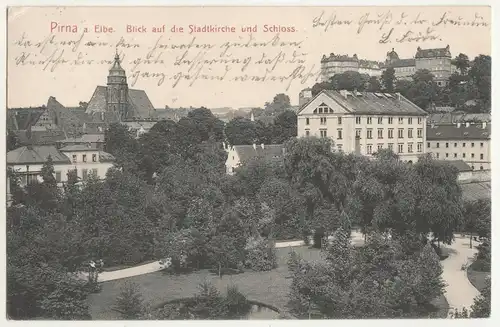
[106,51,129,121]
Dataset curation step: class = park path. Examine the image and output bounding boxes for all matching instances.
[83,233,481,316]
[440,235,480,315]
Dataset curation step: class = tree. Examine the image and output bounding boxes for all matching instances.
[462,199,491,248]
[367,76,382,92]
[469,277,491,318]
[115,282,144,319]
[452,53,470,76]
[187,107,225,142]
[405,69,439,109]
[468,55,491,107]
[224,117,256,145]
[272,110,297,144]
[381,67,396,92]
[264,93,291,116]
[330,71,367,91]
[7,129,20,151]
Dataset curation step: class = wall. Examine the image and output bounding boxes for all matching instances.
[427,139,491,170]
[415,57,452,86]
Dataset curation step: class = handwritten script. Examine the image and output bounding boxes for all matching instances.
[312,10,489,44]
[12,26,320,91]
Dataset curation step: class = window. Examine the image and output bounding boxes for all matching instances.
[471,142,475,148]
[446,153,449,158]
[480,166,484,170]
[366,129,373,139]
[417,142,423,153]
[92,168,98,177]
[472,166,475,170]
[378,128,383,139]
[436,153,440,159]
[72,154,77,163]
[436,142,440,148]
[377,143,383,150]
[378,117,383,124]
[320,129,327,138]
[398,143,403,154]
[337,144,343,151]
[398,117,404,124]
[388,143,394,151]
[408,129,413,138]
[398,128,404,138]
[417,128,423,138]
[82,154,87,162]
[427,142,430,148]
[367,117,372,124]
[388,129,394,139]
[471,153,475,158]
[366,144,373,154]
[480,154,484,160]
[480,142,484,147]
[320,117,327,125]
[454,153,457,158]
[418,117,422,124]
[356,116,361,124]
[355,129,362,138]
[462,143,466,147]
[55,171,61,182]
[408,117,413,124]
[305,130,310,136]
[82,169,88,180]
[92,154,97,162]
[388,117,393,124]
[338,117,342,125]
[306,118,310,125]
[408,143,413,153]
[462,153,466,158]
[337,129,343,140]
[445,142,449,148]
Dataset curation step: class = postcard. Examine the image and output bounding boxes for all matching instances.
[5,5,491,321]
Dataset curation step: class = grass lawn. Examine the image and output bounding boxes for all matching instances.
[88,246,322,319]
[467,261,490,291]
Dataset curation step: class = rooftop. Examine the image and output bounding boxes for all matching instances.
[299,90,428,116]
[388,58,416,68]
[59,144,100,152]
[7,145,71,165]
[439,160,472,172]
[415,45,451,59]
[321,53,359,63]
[233,144,284,164]
[426,124,490,140]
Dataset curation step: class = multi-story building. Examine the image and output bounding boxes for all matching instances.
[358,60,383,77]
[426,122,491,170]
[320,53,360,82]
[415,45,453,87]
[7,144,115,188]
[384,48,416,80]
[297,89,428,163]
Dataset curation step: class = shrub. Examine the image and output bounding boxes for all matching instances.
[224,285,251,318]
[115,282,144,320]
[245,237,278,271]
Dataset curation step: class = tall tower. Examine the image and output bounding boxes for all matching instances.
[107,51,129,121]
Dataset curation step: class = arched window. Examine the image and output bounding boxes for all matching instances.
[480,166,484,170]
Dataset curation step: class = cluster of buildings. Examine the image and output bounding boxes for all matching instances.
[320,45,455,86]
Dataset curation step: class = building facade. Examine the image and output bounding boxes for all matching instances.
[224,143,284,175]
[426,122,491,170]
[415,45,453,87]
[7,144,115,188]
[297,90,428,163]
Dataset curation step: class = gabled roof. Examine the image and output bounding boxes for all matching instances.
[58,134,105,144]
[7,145,71,165]
[7,108,46,130]
[233,144,284,164]
[415,46,451,59]
[85,86,156,119]
[59,145,99,152]
[426,124,491,140]
[14,130,67,145]
[428,113,491,124]
[299,90,428,116]
[389,58,415,68]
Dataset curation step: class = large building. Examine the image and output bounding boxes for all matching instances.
[7,144,115,191]
[297,90,428,163]
[320,53,383,82]
[415,45,453,86]
[426,122,491,170]
[385,48,416,80]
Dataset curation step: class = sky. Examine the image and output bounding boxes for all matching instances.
[7,6,491,109]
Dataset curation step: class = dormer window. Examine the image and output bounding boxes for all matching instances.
[313,103,334,114]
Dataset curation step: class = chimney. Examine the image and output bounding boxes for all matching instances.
[340,90,348,99]
[482,122,486,129]
[253,143,256,150]
[261,143,265,149]
[396,92,401,101]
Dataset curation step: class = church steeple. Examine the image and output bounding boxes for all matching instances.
[106,50,129,121]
